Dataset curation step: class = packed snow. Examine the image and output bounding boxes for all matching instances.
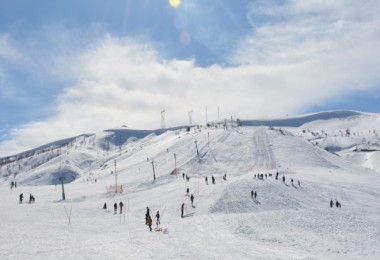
[1,111,380,259]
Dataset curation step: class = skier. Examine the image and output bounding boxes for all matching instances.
[330,199,334,208]
[298,180,300,186]
[182,173,185,180]
[265,174,267,179]
[145,207,150,224]
[190,194,194,207]
[19,193,23,204]
[147,215,153,231]
[276,172,279,180]
[291,179,294,184]
[114,203,117,214]
[156,211,160,225]
[254,174,256,179]
[254,191,257,199]
[186,187,189,196]
[336,200,341,208]
[181,203,185,218]
[205,176,208,185]
[119,201,124,214]
[103,202,107,210]
[282,176,285,183]
[251,190,254,199]
[212,176,215,184]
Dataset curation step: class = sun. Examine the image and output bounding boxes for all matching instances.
[169,0,181,8]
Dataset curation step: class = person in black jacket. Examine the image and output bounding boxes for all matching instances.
[156,211,160,225]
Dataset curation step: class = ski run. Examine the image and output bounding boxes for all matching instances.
[1,111,380,259]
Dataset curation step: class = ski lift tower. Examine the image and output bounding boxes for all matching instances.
[161,109,166,129]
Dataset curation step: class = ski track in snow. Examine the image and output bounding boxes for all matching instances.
[1,125,380,259]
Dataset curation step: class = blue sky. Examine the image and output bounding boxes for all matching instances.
[1,0,380,156]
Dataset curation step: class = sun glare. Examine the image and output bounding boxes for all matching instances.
[169,0,181,8]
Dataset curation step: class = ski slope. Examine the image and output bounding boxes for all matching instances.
[1,112,380,259]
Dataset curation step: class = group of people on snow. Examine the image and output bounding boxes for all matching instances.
[102,201,124,214]
[10,181,17,189]
[18,193,35,204]
[330,199,341,208]
[145,207,160,231]
[250,190,257,200]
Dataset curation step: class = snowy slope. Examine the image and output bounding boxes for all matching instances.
[1,111,380,259]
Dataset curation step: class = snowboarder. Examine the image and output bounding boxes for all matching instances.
[190,194,194,207]
[114,203,117,214]
[19,193,23,204]
[181,203,185,218]
[186,187,189,196]
[251,190,254,199]
[147,215,153,231]
[119,201,124,214]
[145,207,150,224]
[103,202,107,210]
[156,211,160,225]
[330,199,334,208]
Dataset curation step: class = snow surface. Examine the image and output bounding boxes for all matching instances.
[1,111,380,259]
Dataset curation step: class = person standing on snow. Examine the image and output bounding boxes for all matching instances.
[145,207,150,224]
[114,203,117,214]
[19,193,23,204]
[251,190,254,199]
[190,194,194,207]
[330,199,334,208]
[156,211,160,225]
[119,201,124,214]
[181,203,185,218]
[147,215,153,231]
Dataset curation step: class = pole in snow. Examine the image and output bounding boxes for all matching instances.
[114,160,117,193]
[151,161,156,182]
[194,140,200,161]
[60,172,66,201]
[174,153,177,175]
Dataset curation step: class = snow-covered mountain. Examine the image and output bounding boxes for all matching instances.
[1,110,380,259]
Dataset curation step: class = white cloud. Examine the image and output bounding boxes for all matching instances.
[1,0,380,156]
